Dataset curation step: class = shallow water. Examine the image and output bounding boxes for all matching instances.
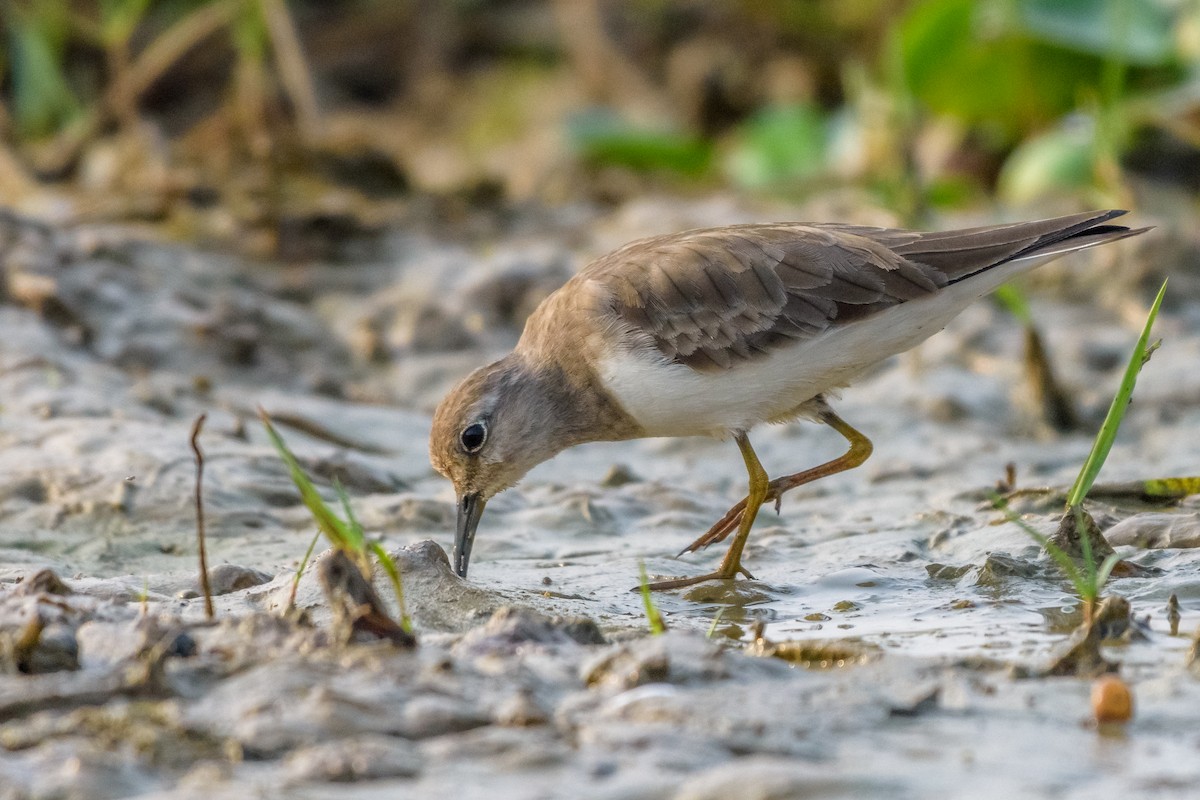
[1,200,1198,799]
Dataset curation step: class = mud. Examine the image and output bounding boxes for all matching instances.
[1,200,1198,799]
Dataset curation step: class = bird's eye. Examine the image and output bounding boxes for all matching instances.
[460,422,487,453]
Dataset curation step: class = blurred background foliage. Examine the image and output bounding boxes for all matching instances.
[0,0,1196,253]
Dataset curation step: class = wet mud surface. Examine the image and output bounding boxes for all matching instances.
[1,200,1199,798]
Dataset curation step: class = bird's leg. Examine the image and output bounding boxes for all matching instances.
[644,432,769,591]
[679,408,873,555]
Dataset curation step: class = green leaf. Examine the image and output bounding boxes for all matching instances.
[7,6,80,138]
[726,104,829,188]
[1066,279,1168,508]
[899,0,1127,139]
[1016,0,1175,66]
[992,283,1033,324]
[998,118,1098,204]
[568,111,712,177]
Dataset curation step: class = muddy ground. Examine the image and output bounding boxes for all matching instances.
[0,197,1198,799]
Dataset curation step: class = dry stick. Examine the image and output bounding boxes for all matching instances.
[551,0,672,119]
[190,414,215,620]
[108,0,241,114]
[42,0,240,173]
[260,0,322,143]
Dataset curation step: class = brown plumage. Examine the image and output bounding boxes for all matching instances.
[430,210,1148,588]
[585,211,1136,372]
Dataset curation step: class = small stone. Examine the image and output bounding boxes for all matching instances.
[283,734,421,782]
[600,463,640,488]
[581,641,670,690]
[454,607,604,656]
[400,695,489,738]
[974,553,1038,586]
[1105,512,1200,549]
[926,563,971,581]
[1050,508,1115,560]
[1091,675,1133,724]
[493,690,549,727]
[179,564,273,599]
[17,569,72,596]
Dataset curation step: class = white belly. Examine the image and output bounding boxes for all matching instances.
[597,254,1048,438]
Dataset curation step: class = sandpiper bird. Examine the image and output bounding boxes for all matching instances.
[430,210,1146,589]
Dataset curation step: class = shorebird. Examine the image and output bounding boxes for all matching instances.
[430,210,1146,589]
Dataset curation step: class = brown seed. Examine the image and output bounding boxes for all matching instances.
[1091,675,1134,724]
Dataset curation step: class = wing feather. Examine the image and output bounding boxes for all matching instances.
[579,211,1129,372]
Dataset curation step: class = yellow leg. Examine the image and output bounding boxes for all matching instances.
[679,407,873,556]
[644,432,770,591]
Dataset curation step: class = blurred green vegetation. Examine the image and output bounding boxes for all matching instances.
[0,0,1197,240]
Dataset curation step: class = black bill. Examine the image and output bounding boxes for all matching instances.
[453,493,486,578]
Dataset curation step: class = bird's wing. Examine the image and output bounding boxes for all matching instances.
[583,210,1129,372]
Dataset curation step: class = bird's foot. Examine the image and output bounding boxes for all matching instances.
[679,484,783,555]
[636,565,755,592]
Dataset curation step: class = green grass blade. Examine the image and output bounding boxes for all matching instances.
[1095,552,1123,590]
[1074,505,1098,601]
[333,478,366,552]
[1140,476,1200,499]
[287,530,321,612]
[705,608,725,639]
[637,561,666,635]
[369,541,412,634]
[261,408,410,632]
[259,408,354,549]
[1066,279,1168,508]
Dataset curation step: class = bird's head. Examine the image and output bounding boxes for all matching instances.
[429,356,569,578]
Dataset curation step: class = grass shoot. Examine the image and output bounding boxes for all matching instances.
[1066,279,1168,509]
[638,561,666,635]
[992,278,1168,624]
[286,530,321,614]
[259,407,412,633]
[705,608,725,639]
[992,496,1121,624]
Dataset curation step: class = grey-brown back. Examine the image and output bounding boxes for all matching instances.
[582,210,1139,372]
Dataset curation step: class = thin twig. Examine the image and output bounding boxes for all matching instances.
[260,0,322,143]
[287,530,320,613]
[108,0,241,112]
[190,413,214,620]
[35,0,241,175]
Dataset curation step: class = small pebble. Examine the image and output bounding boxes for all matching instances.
[600,463,641,487]
[1091,675,1133,724]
